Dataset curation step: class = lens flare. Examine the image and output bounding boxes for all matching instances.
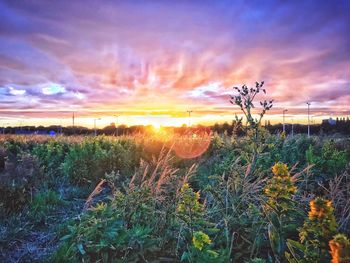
[172,130,212,159]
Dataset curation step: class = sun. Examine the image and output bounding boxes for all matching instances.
[152,122,161,130]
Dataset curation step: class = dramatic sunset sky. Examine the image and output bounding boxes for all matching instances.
[0,0,349,127]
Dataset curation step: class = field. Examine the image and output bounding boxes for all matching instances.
[0,130,349,262]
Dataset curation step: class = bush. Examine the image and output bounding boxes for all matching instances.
[53,199,160,262]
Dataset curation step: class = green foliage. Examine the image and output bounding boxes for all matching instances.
[55,150,182,262]
[249,258,266,263]
[180,230,230,263]
[205,159,267,261]
[306,139,348,181]
[63,137,140,185]
[53,202,158,262]
[28,190,64,224]
[54,175,173,262]
[177,183,204,230]
[32,139,69,181]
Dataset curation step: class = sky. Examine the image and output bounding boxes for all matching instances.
[0,0,350,127]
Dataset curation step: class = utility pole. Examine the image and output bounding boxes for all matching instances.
[114,115,119,136]
[94,118,101,136]
[291,118,294,137]
[283,109,288,133]
[187,110,193,127]
[307,102,311,137]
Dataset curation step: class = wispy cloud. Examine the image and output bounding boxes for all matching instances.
[0,0,349,124]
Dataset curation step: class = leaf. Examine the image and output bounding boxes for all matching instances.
[60,234,72,241]
[181,251,190,261]
[286,239,305,262]
[77,243,86,255]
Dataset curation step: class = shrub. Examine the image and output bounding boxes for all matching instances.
[306,139,348,183]
[53,201,159,262]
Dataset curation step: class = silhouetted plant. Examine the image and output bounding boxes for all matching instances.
[229,81,273,172]
[230,81,273,131]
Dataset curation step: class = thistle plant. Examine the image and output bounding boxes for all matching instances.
[230,81,273,135]
[229,81,273,170]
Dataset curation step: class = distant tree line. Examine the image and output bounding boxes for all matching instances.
[211,117,350,135]
[0,117,349,136]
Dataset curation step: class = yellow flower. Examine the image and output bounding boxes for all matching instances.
[272,162,289,176]
[192,231,211,251]
[281,131,286,140]
[309,198,334,220]
[265,162,296,199]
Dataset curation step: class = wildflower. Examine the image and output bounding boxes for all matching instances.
[177,183,202,214]
[298,197,338,262]
[271,162,289,177]
[265,162,296,200]
[308,198,334,221]
[329,234,350,263]
[192,231,211,251]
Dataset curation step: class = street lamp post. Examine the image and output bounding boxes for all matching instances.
[187,110,193,127]
[94,118,101,136]
[283,109,288,133]
[307,102,311,137]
